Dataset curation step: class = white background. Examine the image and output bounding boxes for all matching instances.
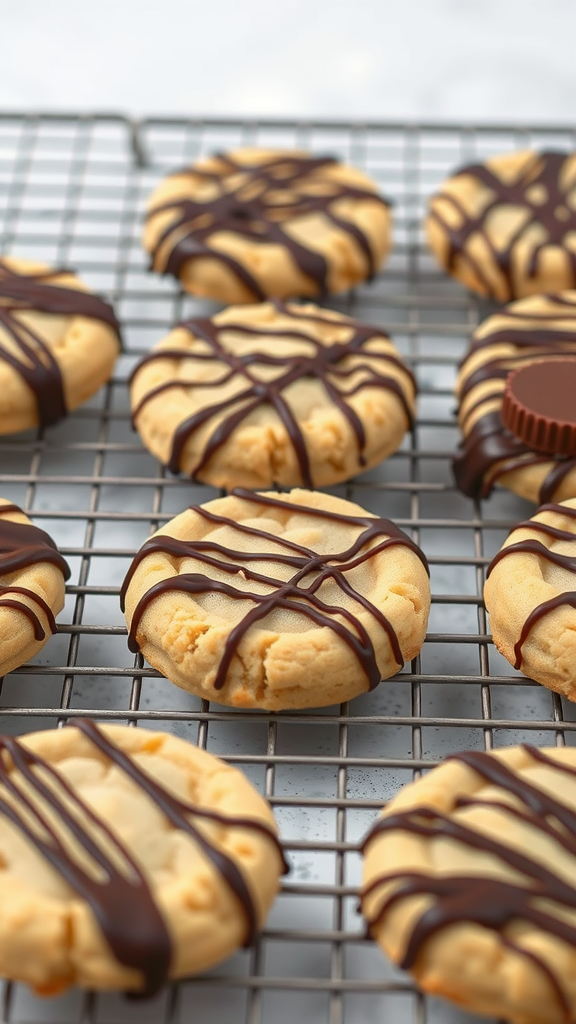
[1,0,575,124]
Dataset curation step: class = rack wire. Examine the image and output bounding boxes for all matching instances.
[1,112,576,1024]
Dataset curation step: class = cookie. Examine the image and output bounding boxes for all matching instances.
[484,498,576,698]
[454,291,576,503]
[130,301,416,490]
[427,150,576,301]
[0,256,121,434]
[121,488,430,711]
[0,719,286,995]
[0,499,70,675]
[143,148,391,304]
[361,744,576,1024]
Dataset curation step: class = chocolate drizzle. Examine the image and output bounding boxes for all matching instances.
[0,719,286,996]
[121,489,429,692]
[486,502,576,669]
[147,152,390,299]
[0,259,121,429]
[454,294,576,500]
[131,303,414,487]
[429,150,576,299]
[0,504,70,642]
[361,746,576,1020]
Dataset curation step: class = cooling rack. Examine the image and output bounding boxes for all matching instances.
[1,112,576,1024]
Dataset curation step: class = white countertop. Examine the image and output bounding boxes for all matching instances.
[2,0,575,124]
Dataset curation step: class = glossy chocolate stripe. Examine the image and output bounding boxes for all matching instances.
[461,358,537,400]
[539,460,576,503]
[453,409,554,500]
[123,491,428,693]
[513,592,576,669]
[432,152,576,296]
[148,153,388,297]
[0,273,120,331]
[0,512,69,647]
[362,746,576,1020]
[131,305,413,487]
[0,518,70,579]
[0,260,121,429]
[485,504,576,667]
[487,538,576,577]
[76,720,288,943]
[467,324,576,357]
[509,505,576,544]
[0,583,57,640]
[537,502,576,520]
[0,732,171,996]
[74,723,287,875]
[0,719,286,996]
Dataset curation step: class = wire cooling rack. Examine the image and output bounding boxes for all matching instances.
[1,113,576,1024]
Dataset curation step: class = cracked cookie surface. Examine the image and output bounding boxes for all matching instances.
[121,488,430,710]
[143,148,392,303]
[0,721,284,994]
[130,301,416,490]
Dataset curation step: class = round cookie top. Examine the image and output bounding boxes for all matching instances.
[427,150,576,301]
[130,301,416,490]
[484,498,576,699]
[454,291,576,504]
[0,257,121,434]
[143,148,392,304]
[0,498,70,676]
[121,489,430,711]
[361,744,576,1024]
[0,720,285,995]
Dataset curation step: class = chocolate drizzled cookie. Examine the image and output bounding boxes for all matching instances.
[0,499,70,676]
[485,498,576,698]
[143,148,392,303]
[427,150,576,300]
[121,488,430,710]
[362,744,576,1024]
[130,301,415,490]
[0,722,285,994]
[454,291,576,504]
[0,257,120,434]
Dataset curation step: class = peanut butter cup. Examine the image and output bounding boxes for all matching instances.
[502,358,576,456]
[454,292,576,504]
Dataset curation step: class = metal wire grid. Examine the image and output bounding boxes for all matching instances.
[1,113,576,1024]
